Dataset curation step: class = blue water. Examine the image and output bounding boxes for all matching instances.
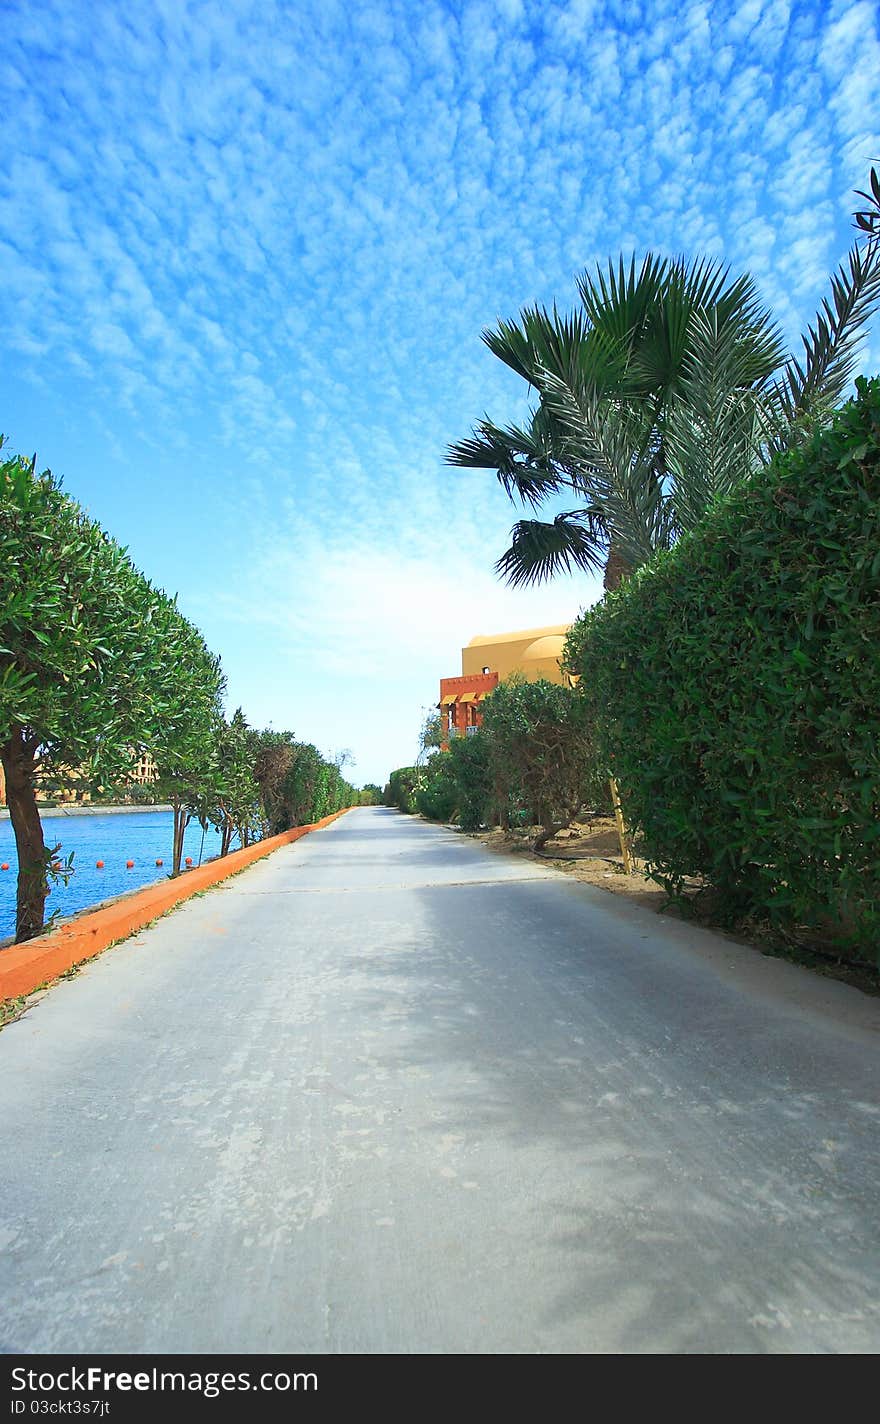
[0,810,240,939]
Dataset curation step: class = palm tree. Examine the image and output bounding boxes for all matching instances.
[448,172,880,590]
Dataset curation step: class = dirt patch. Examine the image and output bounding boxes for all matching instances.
[478,817,668,910]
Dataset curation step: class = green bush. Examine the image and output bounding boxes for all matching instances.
[264,740,353,828]
[416,751,459,822]
[447,733,493,830]
[384,766,419,813]
[480,678,606,848]
[565,377,880,957]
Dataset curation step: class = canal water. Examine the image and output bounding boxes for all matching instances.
[0,810,240,940]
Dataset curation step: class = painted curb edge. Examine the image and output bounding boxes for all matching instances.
[0,808,352,1002]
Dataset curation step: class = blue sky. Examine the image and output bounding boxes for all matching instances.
[2,0,879,786]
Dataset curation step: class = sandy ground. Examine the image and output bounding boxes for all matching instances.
[479,816,667,911]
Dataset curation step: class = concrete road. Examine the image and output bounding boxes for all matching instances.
[1,806,879,1354]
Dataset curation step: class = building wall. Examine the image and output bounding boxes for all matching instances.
[130,750,158,785]
[461,624,572,684]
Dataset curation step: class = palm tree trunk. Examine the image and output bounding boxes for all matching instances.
[603,543,631,591]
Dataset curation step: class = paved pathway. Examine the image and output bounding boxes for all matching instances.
[1,807,879,1353]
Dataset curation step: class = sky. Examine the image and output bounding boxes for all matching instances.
[2,0,879,787]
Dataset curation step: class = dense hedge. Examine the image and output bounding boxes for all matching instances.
[384,766,419,813]
[565,377,880,957]
[447,733,494,831]
[415,736,494,831]
[415,751,459,822]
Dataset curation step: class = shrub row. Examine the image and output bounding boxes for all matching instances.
[383,766,419,814]
[565,377,880,958]
[409,679,608,846]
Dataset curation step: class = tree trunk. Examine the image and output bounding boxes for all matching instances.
[533,821,565,853]
[1,728,49,943]
[603,543,631,592]
[171,798,189,876]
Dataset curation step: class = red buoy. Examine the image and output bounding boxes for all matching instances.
[96,860,104,869]
[185,857,193,866]
[126,859,134,869]
[155,858,163,866]
[0,863,9,871]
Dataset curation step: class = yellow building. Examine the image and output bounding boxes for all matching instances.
[462,625,572,682]
[439,623,573,743]
[0,748,159,806]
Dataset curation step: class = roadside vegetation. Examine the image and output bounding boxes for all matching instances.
[0,451,359,943]
[386,678,609,848]
[565,377,880,967]
[390,168,880,979]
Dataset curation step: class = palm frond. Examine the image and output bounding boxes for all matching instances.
[483,302,610,394]
[495,511,607,588]
[447,412,566,508]
[675,254,733,311]
[764,233,880,456]
[576,253,669,347]
[535,365,674,569]
[710,273,786,384]
[481,313,543,383]
[665,306,765,531]
[632,262,784,402]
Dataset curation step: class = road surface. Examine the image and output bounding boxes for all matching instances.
[1,806,878,1353]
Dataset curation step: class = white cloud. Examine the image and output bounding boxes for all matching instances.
[2,0,879,781]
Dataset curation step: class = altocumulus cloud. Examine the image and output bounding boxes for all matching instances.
[1,0,878,781]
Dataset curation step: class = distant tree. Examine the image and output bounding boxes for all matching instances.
[480,678,604,851]
[127,621,225,878]
[284,742,323,825]
[252,730,298,835]
[0,447,225,939]
[211,710,262,855]
[416,709,444,775]
[152,735,219,879]
[249,732,354,831]
[383,767,419,813]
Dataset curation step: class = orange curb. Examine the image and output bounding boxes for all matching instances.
[0,808,352,1003]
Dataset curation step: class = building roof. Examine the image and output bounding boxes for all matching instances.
[465,623,570,648]
[521,634,567,661]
